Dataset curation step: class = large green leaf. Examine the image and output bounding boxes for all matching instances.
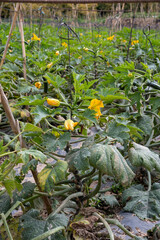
[136,115,152,136]
[38,160,68,192]
[23,123,43,133]
[16,94,45,106]
[32,106,61,125]
[129,142,160,172]
[0,193,11,214]
[13,182,36,203]
[18,149,47,164]
[122,183,160,220]
[20,209,68,240]
[67,144,135,186]
[44,73,66,88]
[42,132,70,152]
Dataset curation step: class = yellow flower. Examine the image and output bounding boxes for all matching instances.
[64,119,78,131]
[47,62,53,69]
[107,35,115,41]
[80,33,83,36]
[131,40,139,46]
[47,80,51,84]
[27,40,30,43]
[9,50,13,53]
[47,98,60,107]
[78,56,82,59]
[123,40,127,43]
[128,73,133,77]
[55,51,59,56]
[35,82,41,89]
[62,42,68,48]
[83,47,88,51]
[100,50,103,54]
[31,33,40,41]
[88,99,104,119]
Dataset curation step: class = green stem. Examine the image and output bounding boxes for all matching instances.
[32,226,65,240]
[1,213,13,240]
[4,130,24,149]
[105,218,136,238]
[45,119,67,132]
[148,142,160,147]
[83,171,102,201]
[94,213,114,240]
[0,150,17,158]
[79,168,95,180]
[147,170,152,192]
[144,110,160,121]
[51,192,83,216]
[0,201,21,227]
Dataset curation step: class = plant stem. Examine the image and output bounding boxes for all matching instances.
[32,226,65,240]
[45,119,67,132]
[0,150,17,158]
[0,201,21,227]
[83,171,102,201]
[94,213,114,240]
[105,218,136,238]
[4,131,24,149]
[79,168,95,180]
[147,171,152,192]
[51,192,83,216]
[1,213,13,240]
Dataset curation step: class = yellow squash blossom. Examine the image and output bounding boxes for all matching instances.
[80,33,83,36]
[131,40,139,46]
[88,99,104,119]
[55,51,59,56]
[78,56,82,59]
[107,35,115,41]
[62,42,68,48]
[35,82,41,89]
[47,62,53,69]
[83,47,88,51]
[47,98,60,107]
[31,33,40,41]
[64,119,78,131]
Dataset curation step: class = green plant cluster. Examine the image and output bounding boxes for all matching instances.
[0,22,160,240]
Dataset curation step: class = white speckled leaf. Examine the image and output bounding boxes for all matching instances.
[129,142,160,172]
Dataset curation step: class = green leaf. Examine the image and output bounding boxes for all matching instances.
[32,106,61,125]
[3,179,22,197]
[38,160,68,192]
[100,95,129,103]
[99,195,119,207]
[115,61,135,72]
[107,121,130,141]
[13,182,36,203]
[44,73,66,89]
[42,132,70,152]
[122,183,160,220]
[20,209,68,240]
[67,144,135,186]
[66,148,91,172]
[72,71,85,96]
[129,142,160,172]
[136,115,152,136]
[16,94,45,106]
[0,193,11,214]
[82,109,97,124]
[23,123,43,133]
[18,149,47,164]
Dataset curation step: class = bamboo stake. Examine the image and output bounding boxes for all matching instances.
[0,2,4,24]
[0,3,20,69]
[18,4,27,79]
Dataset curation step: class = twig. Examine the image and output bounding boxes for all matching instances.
[94,212,114,240]
[32,226,65,240]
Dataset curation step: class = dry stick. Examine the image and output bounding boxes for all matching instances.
[0,84,25,147]
[0,3,20,69]
[18,4,27,80]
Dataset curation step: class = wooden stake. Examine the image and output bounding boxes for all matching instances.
[18,4,27,79]
[0,3,20,69]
